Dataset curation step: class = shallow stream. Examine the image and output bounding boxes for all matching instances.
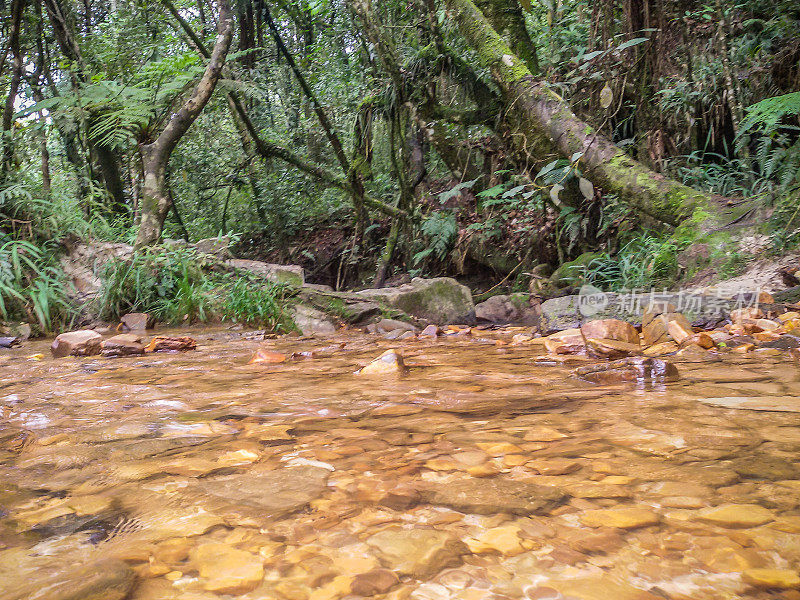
[1,327,800,600]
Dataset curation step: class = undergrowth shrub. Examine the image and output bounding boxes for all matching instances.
[221,278,296,332]
[97,246,296,330]
[585,234,682,290]
[0,236,76,333]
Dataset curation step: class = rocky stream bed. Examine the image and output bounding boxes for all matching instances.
[2,309,800,600]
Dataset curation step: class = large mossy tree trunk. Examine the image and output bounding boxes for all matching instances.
[444,0,718,226]
[135,0,233,248]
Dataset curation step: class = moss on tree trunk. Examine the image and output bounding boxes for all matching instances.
[445,0,718,226]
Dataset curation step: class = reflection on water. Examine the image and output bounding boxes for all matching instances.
[1,327,800,600]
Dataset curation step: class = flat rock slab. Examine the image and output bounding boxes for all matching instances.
[5,558,135,600]
[419,477,566,515]
[197,466,329,519]
[365,528,467,578]
[227,259,304,286]
[698,396,800,412]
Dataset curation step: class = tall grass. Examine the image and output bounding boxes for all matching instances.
[221,278,296,332]
[96,246,297,330]
[584,234,682,290]
[0,237,76,332]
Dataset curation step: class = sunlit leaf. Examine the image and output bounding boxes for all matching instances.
[536,160,559,180]
[600,84,613,109]
[579,177,594,199]
[502,184,527,198]
[550,184,564,204]
[617,37,650,52]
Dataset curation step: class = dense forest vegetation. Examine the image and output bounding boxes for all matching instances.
[1,0,799,332]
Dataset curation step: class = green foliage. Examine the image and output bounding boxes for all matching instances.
[221,279,296,332]
[0,237,75,332]
[413,211,459,264]
[585,234,682,290]
[96,246,296,331]
[97,247,212,323]
[740,92,800,133]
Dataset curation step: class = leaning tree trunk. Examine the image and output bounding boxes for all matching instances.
[135,0,233,248]
[445,0,717,226]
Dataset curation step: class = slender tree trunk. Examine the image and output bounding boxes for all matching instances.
[40,133,51,194]
[43,0,127,211]
[2,0,26,176]
[164,0,404,222]
[446,0,717,226]
[263,2,368,239]
[135,0,234,248]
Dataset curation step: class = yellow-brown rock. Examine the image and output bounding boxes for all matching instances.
[192,543,265,594]
[356,350,406,376]
[249,349,288,364]
[580,508,660,529]
[586,338,641,359]
[695,504,774,528]
[580,319,639,345]
[465,525,525,556]
[544,328,586,354]
[742,568,800,589]
[642,311,692,346]
[667,320,693,344]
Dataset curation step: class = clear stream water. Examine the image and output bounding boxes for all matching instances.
[1,327,799,600]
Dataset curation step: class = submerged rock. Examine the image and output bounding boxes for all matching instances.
[350,568,400,596]
[365,527,467,577]
[580,507,660,529]
[695,503,774,528]
[50,330,102,358]
[357,277,475,325]
[742,568,800,589]
[697,396,800,412]
[419,477,566,515]
[197,466,329,520]
[574,357,679,384]
[192,543,265,594]
[5,558,136,600]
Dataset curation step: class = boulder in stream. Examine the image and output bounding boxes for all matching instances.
[50,330,102,358]
[356,350,406,376]
[100,334,146,357]
[475,293,541,325]
[357,277,475,325]
[119,312,153,331]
